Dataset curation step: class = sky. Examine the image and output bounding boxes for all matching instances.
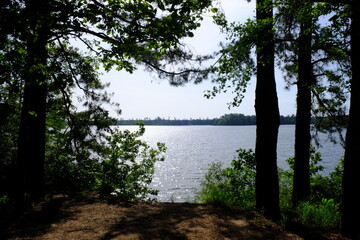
[75,0,297,120]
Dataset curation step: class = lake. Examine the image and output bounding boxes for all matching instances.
[116,125,344,202]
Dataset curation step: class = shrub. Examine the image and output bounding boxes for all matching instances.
[279,148,343,228]
[45,122,166,202]
[297,198,340,228]
[195,149,255,208]
[195,162,240,206]
[196,145,343,230]
[280,147,343,204]
[97,124,166,201]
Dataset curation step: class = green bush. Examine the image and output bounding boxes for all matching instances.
[45,121,166,202]
[195,162,241,206]
[279,148,343,228]
[196,146,343,229]
[297,198,340,228]
[195,149,255,208]
[97,124,166,201]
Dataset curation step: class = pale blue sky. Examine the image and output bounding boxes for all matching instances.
[76,0,296,119]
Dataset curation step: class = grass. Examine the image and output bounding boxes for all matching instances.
[296,198,340,229]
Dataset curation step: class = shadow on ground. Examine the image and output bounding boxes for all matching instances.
[3,197,346,240]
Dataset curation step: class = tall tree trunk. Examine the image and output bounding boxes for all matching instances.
[255,0,281,221]
[341,0,360,238]
[15,0,49,213]
[293,4,312,204]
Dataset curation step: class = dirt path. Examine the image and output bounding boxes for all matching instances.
[3,197,305,240]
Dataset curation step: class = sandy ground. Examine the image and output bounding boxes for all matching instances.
[2,197,348,240]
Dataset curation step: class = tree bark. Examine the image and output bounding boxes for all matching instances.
[293,5,312,204]
[15,0,49,213]
[255,0,281,221]
[341,0,360,238]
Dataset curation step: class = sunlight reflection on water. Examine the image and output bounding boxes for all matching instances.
[115,125,344,202]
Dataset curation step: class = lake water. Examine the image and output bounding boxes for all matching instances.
[116,125,344,202]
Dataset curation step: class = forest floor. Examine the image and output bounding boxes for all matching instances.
[1,195,349,240]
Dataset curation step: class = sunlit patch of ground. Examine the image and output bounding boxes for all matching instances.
[2,196,347,240]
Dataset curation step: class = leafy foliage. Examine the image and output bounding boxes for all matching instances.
[207,0,350,140]
[197,146,343,229]
[45,108,166,201]
[195,149,256,208]
[97,124,166,201]
[195,162,242,206]
[205,16,257,108]
[297,198,340,228]
[282,147,343,203]
[279,149,343,229]
[1,0,213,209]
[275,0,350,144]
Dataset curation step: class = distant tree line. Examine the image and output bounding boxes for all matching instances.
[117,114,298,126]
[118,117,214,126]
[214,114,297,125]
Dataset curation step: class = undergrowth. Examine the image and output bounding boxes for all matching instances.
[195,147,343,230]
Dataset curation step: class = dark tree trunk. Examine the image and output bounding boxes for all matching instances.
[255,0,281,221]
[15,0,49,213]
[293,10,312,204]
[341,1,360,238]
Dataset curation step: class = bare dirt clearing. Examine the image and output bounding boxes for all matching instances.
[2,197,347,240]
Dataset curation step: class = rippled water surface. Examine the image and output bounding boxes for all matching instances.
[116,125,344,202]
